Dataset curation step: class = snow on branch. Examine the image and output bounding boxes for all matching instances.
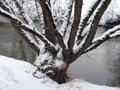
[0,1,41,52]
[93,25,120,43]
[35,0,44,31]
[13,0,33,25]
[0,7,57,50]
[13,0,43,43]
[19,28,40,52]
[38,0,68,52]
[0,0,14,14]
[77,0,101,43]
[13,0,41,33]
[68,0,83,51]
[78,0,111,49]
[70,0,112,63]
[73,0,103,53]
[84,25,120,54]
[59,0,74,36]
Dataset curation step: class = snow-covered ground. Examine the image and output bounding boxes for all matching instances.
[0,55,120,90]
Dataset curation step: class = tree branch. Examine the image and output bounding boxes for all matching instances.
[0,1,41,54]
[84,25,120,54]
[0,0,14,14]
[0,7,58,53]
[77,0,101,43]
[35,0,44,30]
[13,0,32,25]
[68,0,83,51]
[13,0,42,44]
[59,0,74,37]
[11,22,40,54]
[70,0,111,63]
[39,0,56,44]
[81,0,111,49]
[39,0,69,55]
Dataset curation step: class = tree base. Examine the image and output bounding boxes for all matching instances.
[46,69,69,84]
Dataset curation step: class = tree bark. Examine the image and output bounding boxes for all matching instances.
[46,66,69,84]
[35,57,70,84]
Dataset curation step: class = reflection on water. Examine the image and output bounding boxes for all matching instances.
[0,16,120,86]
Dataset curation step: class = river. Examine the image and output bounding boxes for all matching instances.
[0,16,120,86]
[0,16,36,63]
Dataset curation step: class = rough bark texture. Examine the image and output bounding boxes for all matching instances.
[68,0,82,51]
[46,65,69,84]
[39,0,57,45]
[35,58,69,84]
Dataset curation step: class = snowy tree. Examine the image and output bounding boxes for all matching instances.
[0,0,120,84]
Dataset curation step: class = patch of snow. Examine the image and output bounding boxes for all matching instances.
[0,55,120,90]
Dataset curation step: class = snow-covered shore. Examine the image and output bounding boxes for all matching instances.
[0,55,120,90]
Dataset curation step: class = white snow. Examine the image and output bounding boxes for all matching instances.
[100,0,120,25]
[0,55,120,90]
[93,25,120,43]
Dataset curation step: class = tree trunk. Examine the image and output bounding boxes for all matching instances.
[34,56,70,84]
[46,66,69,84]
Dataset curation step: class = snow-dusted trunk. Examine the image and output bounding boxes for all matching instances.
[39,58,69,84]
[1,0,120,84]
[34,48,72,83]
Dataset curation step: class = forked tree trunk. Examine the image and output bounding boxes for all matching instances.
[34,54,71,84]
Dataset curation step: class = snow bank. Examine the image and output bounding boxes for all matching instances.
[0,55,120,90]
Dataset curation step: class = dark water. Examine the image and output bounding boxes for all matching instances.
[0,16,36,63]
[0,16,120,86]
